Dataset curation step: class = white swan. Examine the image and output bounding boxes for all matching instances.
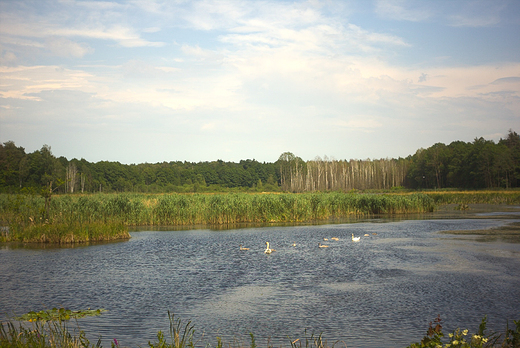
[323,238,329,241]
[331,237,339,241]
[351,233,360,242]
[318,242,329,248]
[239,244,249,251]
[265,241,272,254]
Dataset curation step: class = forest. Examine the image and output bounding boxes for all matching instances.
[0,130,519,194]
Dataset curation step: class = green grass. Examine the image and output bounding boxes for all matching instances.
[2,190,518,244]
[0,192,436,242]
[421,190,520,205]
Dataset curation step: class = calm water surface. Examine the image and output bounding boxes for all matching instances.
[1,214,520,348]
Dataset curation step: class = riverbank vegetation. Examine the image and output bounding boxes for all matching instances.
[0,191,437,243]
[1,130,519,194]
[1,310,519,348]
[2,190,520,244]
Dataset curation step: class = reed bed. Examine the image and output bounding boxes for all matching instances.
[422,190,520,205]
[2,190,519,243]
[0,192,435,231]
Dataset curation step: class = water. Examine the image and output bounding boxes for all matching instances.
[1,216,520,348]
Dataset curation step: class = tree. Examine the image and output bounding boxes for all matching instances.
[0,141,26,190]
[66,162,78,193]
[499,129,520,187]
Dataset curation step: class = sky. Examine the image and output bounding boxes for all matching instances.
[1,0,519,164]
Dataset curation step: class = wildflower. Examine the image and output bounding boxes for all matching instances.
[473,335,481,339]
[462,329,468,336]
[113,338,119,347]
[449,333,453,338]
[453,340,459,345]
[482,338,488,343]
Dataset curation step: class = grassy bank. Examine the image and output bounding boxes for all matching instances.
[422,190,520,205]
[1,190,519,244]
[1,309,519,348]
[0,192,436,243]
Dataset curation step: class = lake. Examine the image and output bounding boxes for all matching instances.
[1,208,520,348]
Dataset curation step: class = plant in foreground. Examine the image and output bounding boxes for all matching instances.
[1,307,106,348]
[2,309,520,348]
[407,315,520,348]
[147,311,195,348]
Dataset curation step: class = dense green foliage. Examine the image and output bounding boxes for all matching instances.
[5,190,520,244]
[425,191,520,205]
[1,130,518,194]
[0,142,280,194]
[406,130,520,189]
[0,192,435,234]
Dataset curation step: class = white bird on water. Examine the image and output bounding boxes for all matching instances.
[265,241,273,254]
[318,242,329,248]
[351,233,360,242]
[239,244,249,251]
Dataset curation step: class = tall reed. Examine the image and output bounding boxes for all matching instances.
[1,192,436,239]
[424,190,520,205]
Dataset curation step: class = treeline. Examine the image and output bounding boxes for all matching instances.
[0,130,519,193]
[0,144,280,194]
[279,130,520,191]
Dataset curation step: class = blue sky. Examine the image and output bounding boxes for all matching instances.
[1,0,519,164]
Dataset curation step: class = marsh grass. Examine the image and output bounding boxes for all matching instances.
[0,192,435,224]
[2,310,519,348]
[1,190,518,244]
[423,190,520,205]
[0,308,105,348]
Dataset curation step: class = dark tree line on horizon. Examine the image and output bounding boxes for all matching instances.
[0,130,519,194]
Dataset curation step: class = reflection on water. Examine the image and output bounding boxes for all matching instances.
[1,216,520,348]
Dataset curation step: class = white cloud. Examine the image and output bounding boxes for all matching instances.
[375,0,432,22]
[45,37,93,57]
[0,5,164,49]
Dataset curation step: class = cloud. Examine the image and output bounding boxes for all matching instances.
[447,1,505,27]
[0,65,95,100]
[52,25,165,47]
[0,50,17,66]
[143,27,161,33]
[45,37,93,57]
[0,3,165,49]
[375,0,510,28]
[332,118,383,130]
[491,77,520,85]
[375,0,432,22]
